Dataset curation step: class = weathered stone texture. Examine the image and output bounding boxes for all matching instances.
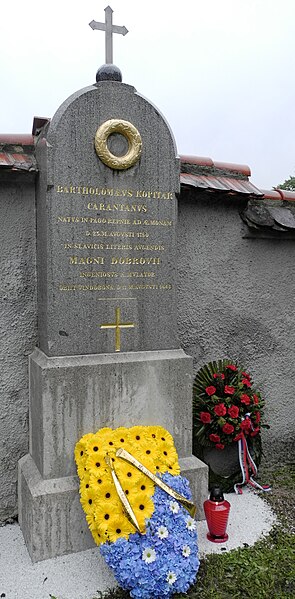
[36,82,180,357]
[18,453,207,562]
[0,182,37,522]
[29,348,193,480]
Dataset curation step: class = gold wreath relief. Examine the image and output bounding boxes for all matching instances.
[94,119,142,170]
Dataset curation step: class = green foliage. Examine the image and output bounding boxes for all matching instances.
[192,359,265,491]
[50,464,294,599]
[276,176,295,191]
[192,360,265,442]
[180,526,295,598]
[102,525,295,599]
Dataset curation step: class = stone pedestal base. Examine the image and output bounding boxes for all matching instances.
[18,454,208,563]
[18,347,208,562]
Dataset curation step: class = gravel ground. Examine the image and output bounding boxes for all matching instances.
[0,488,276,599]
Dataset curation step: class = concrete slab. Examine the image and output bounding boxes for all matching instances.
[0,488,276,599]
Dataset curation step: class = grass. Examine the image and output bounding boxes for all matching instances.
[51,462,295,599]
[99,526,294,599]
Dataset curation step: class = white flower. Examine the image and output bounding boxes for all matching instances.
[169,501,180,514]
[186,516,197,531]
[157,525,169,539]
[142,547,156,563]
[166,571,177,585]
[182,544,191,557]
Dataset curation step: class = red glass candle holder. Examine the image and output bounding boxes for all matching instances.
[204,486,231,543]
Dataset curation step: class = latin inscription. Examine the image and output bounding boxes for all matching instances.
[63,243,164,250]
[57,216,172,226]
[56,185,173,200]
[86,203,147,212]
[55,184,174,294]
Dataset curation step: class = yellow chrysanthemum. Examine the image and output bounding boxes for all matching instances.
[91,528,104,545]
[74,438,88,469]
[144,426,174,447]
[105,451,123,470]
[158,442,179,467]
[143,426,160,442]
[129,440,159,472]
[80,487,98,515]
[115,458,142,485]
[76,462,88,480]
[96,519,111,539]
[111,427,131,447]
[134,474,155,497]
[101,437,118,453]
[166,461,181,475]
[79,470,91,494]
[118,478,135,500]
[156,427,174,446]
[106,513,135,542]
[130,491,154,530]
[85,433,103,456]
[96,427,113,438]
[95,428,120,452]
[153,460,168,475]
[95,500,122,532]
[89,470,111,492]
[126,425,149,446]
[86,510,97,532]
[86,451,108,477]
[98,480,120,506]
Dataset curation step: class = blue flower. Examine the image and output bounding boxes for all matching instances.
[100,474,200,598]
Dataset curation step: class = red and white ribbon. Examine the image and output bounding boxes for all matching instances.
[234,418,271,494]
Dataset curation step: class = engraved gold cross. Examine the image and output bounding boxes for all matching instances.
[100,307,135,352]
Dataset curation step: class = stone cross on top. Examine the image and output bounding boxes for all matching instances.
[89,5,128,64]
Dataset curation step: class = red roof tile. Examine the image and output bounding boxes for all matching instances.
[180,155,214,167]
[180,155,251,176]
[180,172,262,197]
[0,134,34,145]
[0,151,36,171]
[0,134,36,173]
[260,189,295,202]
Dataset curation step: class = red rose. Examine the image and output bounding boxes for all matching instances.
[209,434,220,443]
[215,443,225,450]
[240,394,251,405]
[205,386,216,396]
[233,432,243,442]
[242,378,251,388]
[226,364,238,371]
[213,373,225,380]
[255,411,261,424]
[240,419,252,433]
[242,372,251,380]
[222,423,235,435]
[224,385,235,395]
[214,403,227,416]
[253,394,259,405]
[228,405,239,418]
[250,427,260,437]
[200,411,211,423]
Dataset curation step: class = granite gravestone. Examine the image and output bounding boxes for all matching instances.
[18,8,207,563]
[36,80,179,357]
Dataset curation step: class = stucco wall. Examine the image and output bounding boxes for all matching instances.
[0,181,294,523]
[0,180,37,522]
[177,191,295,462]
